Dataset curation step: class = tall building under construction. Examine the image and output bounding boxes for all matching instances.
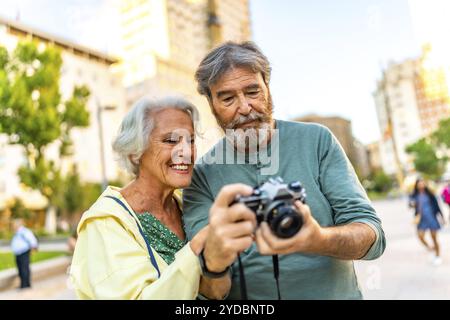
[115,0,252,154]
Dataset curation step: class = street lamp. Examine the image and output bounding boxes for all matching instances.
[96,99,116,191]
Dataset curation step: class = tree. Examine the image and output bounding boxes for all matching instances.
[405,137,446,181]
[57,165,127,230]
[9,198,32,220]
[364,170,394,193]
[0,41,91,221]
[432,117,450,149]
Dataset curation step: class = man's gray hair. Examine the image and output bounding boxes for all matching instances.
[195,41,272,99]
[112,96,199,176]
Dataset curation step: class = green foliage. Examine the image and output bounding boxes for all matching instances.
[18,158,62,201]
[432,117,450,149]
[58,166,101,217]
[9,198,32,219]
[406,138,446,181]
[62,167,84,215]
[57,166,126,220]
[60,85,90,156]
[364,170,394,193]
[0,251,67,271]
[0,40,91,209]
[0,42,63,150]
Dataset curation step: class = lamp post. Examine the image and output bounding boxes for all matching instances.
[96,99,116,191]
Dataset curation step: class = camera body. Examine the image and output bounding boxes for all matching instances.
[232,177,307,238]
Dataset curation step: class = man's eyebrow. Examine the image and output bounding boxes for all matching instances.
[216,90,234,99]
[216,84,261,98]
[245,84,261,91]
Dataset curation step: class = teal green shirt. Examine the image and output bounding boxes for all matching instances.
[183,119,385,300]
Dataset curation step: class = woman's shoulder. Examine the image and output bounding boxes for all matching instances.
[77,187,137,233]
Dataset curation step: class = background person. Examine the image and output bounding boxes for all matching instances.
[410,178,445,266]
[11,218,38,289]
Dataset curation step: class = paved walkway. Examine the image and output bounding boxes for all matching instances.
[355,197,450,299]
[0,197,449,300]
[0,273,75,300]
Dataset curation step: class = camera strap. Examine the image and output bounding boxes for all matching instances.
[238,253,282,300]
[272,255,282,300]
[238,254,248,300]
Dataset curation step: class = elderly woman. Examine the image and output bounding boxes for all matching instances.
[70,96,251,299]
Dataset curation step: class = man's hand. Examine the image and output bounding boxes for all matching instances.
[255,201,377,260]
[255,200,324,255]
[189,225,210,256]
[203,184,257,273]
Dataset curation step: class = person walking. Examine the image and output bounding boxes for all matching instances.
[410,179,445,266]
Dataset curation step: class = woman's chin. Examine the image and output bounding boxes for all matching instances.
[167,174,192,189]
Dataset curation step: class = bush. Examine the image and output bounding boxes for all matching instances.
[9,198,33,219]
[364,170,394,194]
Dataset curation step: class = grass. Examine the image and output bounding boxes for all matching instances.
[0,251,67,271]
[367,191,389,201]
[367,189,405,201]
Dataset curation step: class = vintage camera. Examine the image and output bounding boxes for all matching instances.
[232,177,307,238]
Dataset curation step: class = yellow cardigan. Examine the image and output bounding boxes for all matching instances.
[69,186,201,299]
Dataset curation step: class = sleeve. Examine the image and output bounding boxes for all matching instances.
[317,127,386,261]
[432,195,443,217]
[25,229,38,249]
[75,217,201,300]
[182,166,214,240]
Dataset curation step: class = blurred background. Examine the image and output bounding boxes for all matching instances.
[0,0,449,299]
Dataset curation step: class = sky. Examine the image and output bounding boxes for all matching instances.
[0,0,423,144]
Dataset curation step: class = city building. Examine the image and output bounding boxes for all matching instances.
[353,139,371,178]
[0,16,127,210]
[373,52,450,179]
[294,115,355,160]
[293,114,369,176]
[114,0,252,155]
[366,141,382,172]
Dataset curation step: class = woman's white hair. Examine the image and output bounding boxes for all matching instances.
[112,96,199,176]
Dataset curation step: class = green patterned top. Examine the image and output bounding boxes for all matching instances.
[137,212,186,265]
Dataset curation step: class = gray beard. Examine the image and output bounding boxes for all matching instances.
[225,121,272,153]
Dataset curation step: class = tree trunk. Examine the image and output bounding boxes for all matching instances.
[45,205,57,235]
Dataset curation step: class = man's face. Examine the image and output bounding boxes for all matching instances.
[209,67,274,150]
[12,219,23,232]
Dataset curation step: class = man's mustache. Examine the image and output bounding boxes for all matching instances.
[226,111,268,129]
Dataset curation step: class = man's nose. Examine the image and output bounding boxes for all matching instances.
[237,93,251,115]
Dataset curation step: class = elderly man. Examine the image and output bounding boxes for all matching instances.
[11,218,38,289]
[183,41,385,299]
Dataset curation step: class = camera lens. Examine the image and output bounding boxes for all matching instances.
[279,216,294,229]
[267,204,303,238]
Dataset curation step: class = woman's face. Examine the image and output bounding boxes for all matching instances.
[139,108,196,189]
[417,180,426,191]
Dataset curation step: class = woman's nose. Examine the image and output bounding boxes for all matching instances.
[176,139,193,162]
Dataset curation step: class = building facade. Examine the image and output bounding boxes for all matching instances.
[294,115,355,159]
[115,0,252,155]
[366,141,382,172]
[373,53,450,178]
[293,114,370,176]
[0,16,127,206]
